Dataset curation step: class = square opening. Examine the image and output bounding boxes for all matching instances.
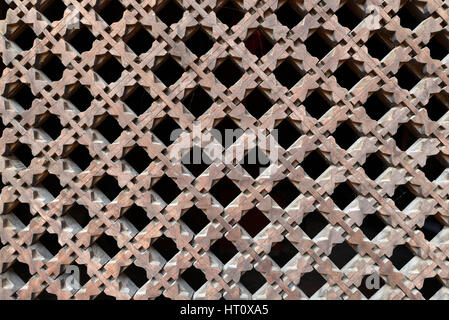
[210,236,238,264]
[366,33,391,60]
[397,3,423,30]
[39,173,63,198]
[123,204,151,232]
[328,241,357,269]
[362,152,387,180]
[269,238,298,267]
[420,277,442,299]
[274,119,302,149]
[11,83,35,110]
[305,29,331,60]
[273,58,302,89]
[39,231,62,256]
[181,266,207,291]
[122,84,154,116]
[392,122,419,151]
[124,264,147,288]
[215,1,244,28]
[182,147,211,177]
[0,0,9,20]
[419,215,444,241]
[95,233,120,258]
[96,115,123,143]
[239,207,270,237]
[124,145,152,174]
[12,143,33,167]
[68,143,93,171]
[240,269,266,294]
[152,234,178,261]
[181,206,209,234]
[360,213,386,240]
[212,116,241,149]
[358,274,385,299]
[244,29,273,59]
[12,24,37,51]
[152,116,182,147]
[334,61,361,90]
[298,269,326,297]
[427,31,449,60]
[156,0,184,27]
[67,85,94,112]
[13,203,33,226]
[126,25,155,56]
[67,25,95,53]
[330,181,357,209]
[65,203,90,228]
[269,178,300,209]
[210,176,240,207]
[38,113,63,140]
[152,56,184,87]
[182,86,213,118]
[240,147,270,179]
[363,91,390,120]
[332,120,359,150]
[213,58,243,88]
[96,174,121,201]
[95,54,124,83]
[423,94,448,121]
[275,0,303,29]
[10,261,32,283]
[389,244,414,270]
[36,53,64,81]
[152,175,181,204]
[95,0,125,25]
[335,3,362,30]
[396,63,420,90]
[420,154,445,181]
[300,210,328,239]
[185,27,214,57]
[392,184,416,211]
[301,149,329,179]
[302,90,332,120]
[242,87,273,119]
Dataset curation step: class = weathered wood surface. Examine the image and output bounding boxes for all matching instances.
[0,0,448,299]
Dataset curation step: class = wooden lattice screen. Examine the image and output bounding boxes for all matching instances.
[0,0,448,300]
